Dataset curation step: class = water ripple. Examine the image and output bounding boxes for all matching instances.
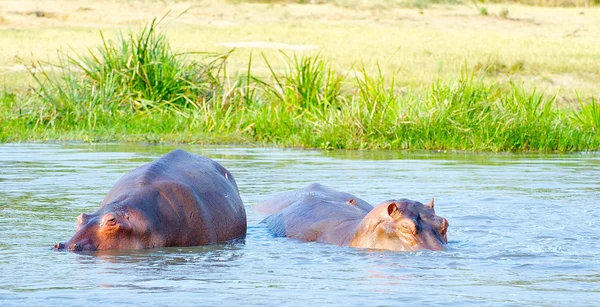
[1,144,599,306]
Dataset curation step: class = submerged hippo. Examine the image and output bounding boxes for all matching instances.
[54,149,247,252]
[255,183,448,252]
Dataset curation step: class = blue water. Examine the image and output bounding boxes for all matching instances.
[1,143,599,306]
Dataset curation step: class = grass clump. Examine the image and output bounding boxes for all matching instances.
[29,18,230,131]
[573,97,600,133]
[262,53,344,113]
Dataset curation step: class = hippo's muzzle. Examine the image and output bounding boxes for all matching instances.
[53,242,97,252]
[417,231,447,251]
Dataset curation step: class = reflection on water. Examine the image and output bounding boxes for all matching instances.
[1,143,599,306]
[73,240,246,266]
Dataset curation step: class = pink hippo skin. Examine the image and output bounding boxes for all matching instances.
[255,183,448,252]
[55,149,247,252]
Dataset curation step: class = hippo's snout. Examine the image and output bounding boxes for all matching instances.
[418,231,447,251]
[425,241,446,251]
[53,241,97,251]
[67,242,97,252]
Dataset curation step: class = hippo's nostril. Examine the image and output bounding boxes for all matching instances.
[69,243,82,251]
[54,243,65,250]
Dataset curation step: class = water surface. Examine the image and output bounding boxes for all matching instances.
[1,143,599,306]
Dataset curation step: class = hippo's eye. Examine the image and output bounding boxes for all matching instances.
[104,215,117,226]
[400,219,418,234]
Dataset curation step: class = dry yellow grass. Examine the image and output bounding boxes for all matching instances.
[1,0,599,101]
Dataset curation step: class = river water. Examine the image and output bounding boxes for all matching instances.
[0,143,598,306]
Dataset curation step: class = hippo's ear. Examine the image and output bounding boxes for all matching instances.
[426,198,435,211]
[346,198,357,206]
[386,202,401,219]
[76,213,91,231]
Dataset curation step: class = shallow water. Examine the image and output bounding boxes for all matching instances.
[1,143,599,306]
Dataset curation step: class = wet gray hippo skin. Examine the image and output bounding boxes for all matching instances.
[55,149,247,251]
[255,183,448,252]
[254,183,374,215]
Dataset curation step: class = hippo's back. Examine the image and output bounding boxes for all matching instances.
[260,184,372,246]
[102,149,246,244]
[109,149,237,192]
[255,183,373,215]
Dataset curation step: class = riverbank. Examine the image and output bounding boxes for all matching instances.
[1,1,599,151]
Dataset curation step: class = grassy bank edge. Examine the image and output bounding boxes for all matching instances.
[1,21,598,152]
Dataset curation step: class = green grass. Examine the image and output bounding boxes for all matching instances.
[1,21,599,152]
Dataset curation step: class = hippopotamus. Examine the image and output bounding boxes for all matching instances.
[54,149,247,252]
[255,183,448,252]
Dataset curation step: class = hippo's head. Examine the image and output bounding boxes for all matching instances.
[54,206,153,252]
[352,198,448,252]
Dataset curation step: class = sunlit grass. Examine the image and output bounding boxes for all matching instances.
[573,96,600,133]
[2,1,600,102]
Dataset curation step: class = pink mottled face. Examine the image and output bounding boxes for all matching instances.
[55,208,149,251]
[373,199,448,251]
